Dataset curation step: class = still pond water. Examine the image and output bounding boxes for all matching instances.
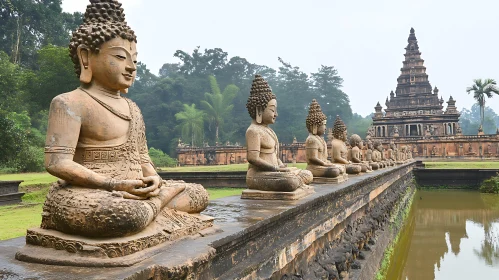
[386,190,499,280]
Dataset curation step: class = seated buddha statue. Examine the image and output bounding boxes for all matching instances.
[348,134,372,173]
[380,144,393,167]
[17,0,211,265]
[305,99,345,182]
[387,140,399,164]
[372,141,386,168]
[331,116,362,174]
[399,146,407,162]
[407,145,414,161]
[243,75,313,199]
[365,139,379,170]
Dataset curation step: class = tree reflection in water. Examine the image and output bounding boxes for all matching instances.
[385,190,499,280]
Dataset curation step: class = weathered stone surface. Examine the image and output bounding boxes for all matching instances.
[0,181,24,206]
[241,185,314,200]
[1,163,415,279]
[313,174,348,184]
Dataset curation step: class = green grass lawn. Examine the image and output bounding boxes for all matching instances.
[424,161,499,169]
[0,172,57,186]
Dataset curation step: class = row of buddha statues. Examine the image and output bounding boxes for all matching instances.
[242,75,414,199]
[16,0,413,265]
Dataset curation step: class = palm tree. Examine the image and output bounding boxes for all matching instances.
[175,104,205,147]
[200,75,239,144]
[466,79,499,128]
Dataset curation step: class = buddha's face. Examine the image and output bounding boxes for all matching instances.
[316,120,326,135]
[89,37,138,91]
[357,140,364,149]
[262,99,277,124]
[340,130,347,141]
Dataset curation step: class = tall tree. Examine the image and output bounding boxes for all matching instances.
[200,76,239,144]
[175,104,205,147]
[466,79,499,128]
[0,0,82,66]
[310,65,352,125]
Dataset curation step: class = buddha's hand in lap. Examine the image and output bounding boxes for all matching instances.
[112,179,158,199]
[277,167,291,172]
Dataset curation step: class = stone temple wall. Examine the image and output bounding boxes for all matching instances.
[177,134,499,166]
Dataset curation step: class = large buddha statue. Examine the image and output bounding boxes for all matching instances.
[242,75,313,200]
[331,116,362,175]
[305,99,346,183]
[16,0,210,266]
[348,134,372,173]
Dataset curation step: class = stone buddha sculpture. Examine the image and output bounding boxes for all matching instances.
[407,145,413,161]
[17,0,210,266]
[372,141,386,168]
[331,116,362,175]
[380,143,393,167]
[348,134,372,173]
[305,99,346,183]
[365,139,379,170]
[399,146,407,162]
[242,75,313,200]
[388,140,401,164]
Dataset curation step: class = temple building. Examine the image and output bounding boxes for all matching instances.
[371,28,461,138]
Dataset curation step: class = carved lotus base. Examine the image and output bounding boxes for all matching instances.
[15,209,214,267]
[313,173,349,184]
[241,185,314,200]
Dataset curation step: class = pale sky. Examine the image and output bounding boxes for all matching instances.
[62,0,499,117]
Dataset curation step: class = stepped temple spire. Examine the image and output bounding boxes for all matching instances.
[370,28,460,138]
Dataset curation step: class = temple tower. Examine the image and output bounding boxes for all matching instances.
[371,28,460,138]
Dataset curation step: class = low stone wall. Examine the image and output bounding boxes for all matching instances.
[414,168,499,188]
[0,163,415,279]
[0,181,24,206]
[158,171,246,188]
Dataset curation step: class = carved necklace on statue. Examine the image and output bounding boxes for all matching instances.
[314,135,326,150]
[79,87,132,121]
[262,125,279,156]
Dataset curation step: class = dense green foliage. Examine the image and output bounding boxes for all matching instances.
[460,104,499,135]
[480,176,499,194]
[148,147,177,168]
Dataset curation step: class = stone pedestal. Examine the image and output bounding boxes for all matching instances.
[0,181,24,206]
[313,174,349,184]
[15,209,214,267]
[241,186,314,200]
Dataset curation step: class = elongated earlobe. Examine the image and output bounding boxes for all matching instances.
[312,125,317,135]
[77,45,92,84]
[256,106,263,124]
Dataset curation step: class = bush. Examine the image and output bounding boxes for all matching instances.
[480,176,499,194]
[149,147,177,168]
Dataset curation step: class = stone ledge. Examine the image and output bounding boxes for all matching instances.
[0,163,414,280]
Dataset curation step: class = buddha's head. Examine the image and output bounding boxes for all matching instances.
[69,0,137,93]
[332,115,347,141]
[367,139,373,150]
[349,134,362,149]
[390,140,396,150]
[246,74,277,124]
[373,140,383,152]
[306,99,327,135]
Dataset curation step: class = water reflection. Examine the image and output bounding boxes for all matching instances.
[386,190,499,280]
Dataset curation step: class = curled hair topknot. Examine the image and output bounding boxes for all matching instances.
[69,0,137,77]
[306,99,327,132]
[246,74,276,119]
[332,115,347,139]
